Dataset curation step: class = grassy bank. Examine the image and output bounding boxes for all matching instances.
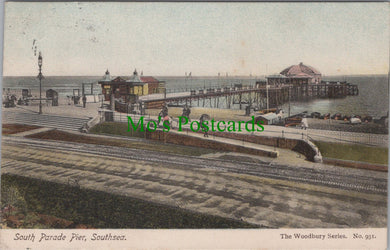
[1,174,259,229]
[89,121,145,138]
[314,141,388,165]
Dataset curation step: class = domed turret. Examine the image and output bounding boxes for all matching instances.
[102,69,111,81]
[127,68,142,82]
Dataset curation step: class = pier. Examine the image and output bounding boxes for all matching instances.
[142,83,359,110]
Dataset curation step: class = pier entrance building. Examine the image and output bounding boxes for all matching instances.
[98,69,166,103]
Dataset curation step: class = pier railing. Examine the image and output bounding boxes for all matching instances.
[112,112,150,123]
[143,83,359,110]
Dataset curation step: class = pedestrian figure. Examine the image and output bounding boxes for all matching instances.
[181,104,191,123]
[199,114,210,137]
[158,103,169,127]
[161,103,168,117]
[82,95,87,108]
[301,116,308,130]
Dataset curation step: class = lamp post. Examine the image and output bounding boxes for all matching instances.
[37,52,43,114]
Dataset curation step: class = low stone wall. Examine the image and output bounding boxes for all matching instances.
[194,130,321,162]
[145,130,278,158]
[86,115,101,132]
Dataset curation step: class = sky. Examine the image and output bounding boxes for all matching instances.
[3,2,389,76]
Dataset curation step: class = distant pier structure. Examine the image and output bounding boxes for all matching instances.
[260,62,359,103]
[143,63,358,110]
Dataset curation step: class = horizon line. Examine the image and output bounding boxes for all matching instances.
[2,73,388,78]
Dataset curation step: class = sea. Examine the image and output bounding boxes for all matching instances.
[2,75,389,118]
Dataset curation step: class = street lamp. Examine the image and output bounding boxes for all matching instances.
[37,52,43,114]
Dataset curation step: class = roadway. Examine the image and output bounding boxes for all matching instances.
[2,135,387,228]
[3,136,387,194]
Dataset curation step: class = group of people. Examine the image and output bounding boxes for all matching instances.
[66,95,87,108]
[158,103,211,137]
[159,104,192,122]
[2,94,17,108]
[158,103,192,126]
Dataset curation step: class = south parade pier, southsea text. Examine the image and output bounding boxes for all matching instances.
[13,232,127,242]
[127,116,265,133]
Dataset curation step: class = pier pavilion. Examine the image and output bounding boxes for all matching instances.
[265,63,322,87]
[280,62,322,84]
[98,69,166,103]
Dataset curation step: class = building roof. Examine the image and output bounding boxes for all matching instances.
[112,76,127,82]
[98,69,162,86]
[98,76,146,85]
[280,62,321,77]
[141,76,160,83]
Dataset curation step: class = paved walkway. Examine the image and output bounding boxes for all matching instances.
[2,110,91,132]
[114,112,319,166]
[166,128,318,167]
[2,102,101,119]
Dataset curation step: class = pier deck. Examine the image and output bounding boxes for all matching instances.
[141,83,359,109]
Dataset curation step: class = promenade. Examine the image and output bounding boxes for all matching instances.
[2,104,387,228]
[3,103,387,151]
[4,99,387,147]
